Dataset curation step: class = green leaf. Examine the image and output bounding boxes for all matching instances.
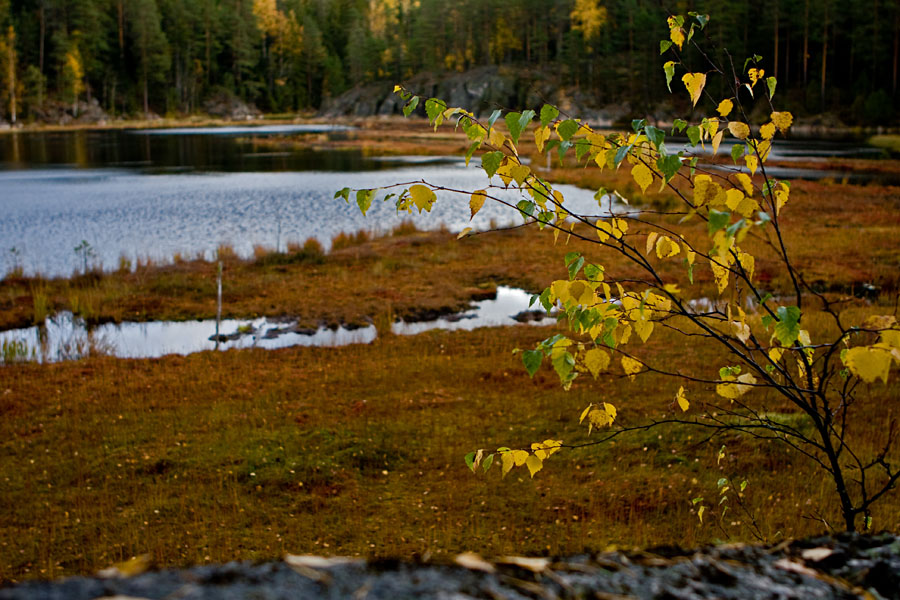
[730,143,745,164]
[425,98,444,124]
[566,255,585,279]
[657,153,682,183]
[464,451,476,472]
[552,350,575,381]
[663,61,675,92]
[488,109,503,129]
[672,119,688,133]
[686,125,701,146]
[575,138,592,162]
[614,144,632,167]
[584,263,604,280]
[708,209,730,235]
[356,189,375,216]
[693,13,709,28]
[402,96,419,117]
[523,349,543,377]
[505,112,525,145]
[481,151,504,178]
[644,126,665,149]
[761,315,774,328]
[464,141,481,166]
[557,119,580,141]
[539,288,552,312]
[540,104,559,127]
[766,76,777,99]
[334,187,351,202]
[774,306,802,346]
[482,453,494,473]
[632,118,647,132]
[719,365,741,378]
[516,199,535,219]
[660,40,673,54]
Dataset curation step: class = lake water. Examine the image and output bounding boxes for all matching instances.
[1,126,610,277]
[0,286,552,363]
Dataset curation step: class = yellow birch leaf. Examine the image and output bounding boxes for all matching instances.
[501,452,515,476]
[603,402,617,423]
[775,184,789,215]
[712,130,724,155]
[670,26,685,50]
[706,118,720,138]
[621,356,642,380]
[596,220,611,242]
[716,377,741,399]
[769,347,784,363]
[735,173,754,196]
[584,348,611,378]
[728,122,750,140]
[469,189,487,219]
[410,184,437,213]
[675,386,689,412]
[760,122,776,140]
[655,235,681,258]
[525,454,543,478]
[725,189,745,212]
[736,373,757,393]
[457,227,473,239]
[684,243,695,265]
[738,252,755,281]
[496,163,514,187]
[632,162,654,193]
[711,257,730,294]
[634,318,654,342]
[511,165,531,186]
[613,218,628,238]
[771,111,794,132]
[881,330,900,348]
[646,232,659,255]
[693,174,713,206]
[717,99,734,117]
[748,67,765,87]
[698,505,706,523]
[512,450,529,466]
[535,125,551,153]
[844,346,894,384]
[551,280,570,304]
[757,140,772,162]
[580,403,593,424]
[619,323,633,345]
[682,72,707,107]
[489,128,506,148]
[744,154,759,175]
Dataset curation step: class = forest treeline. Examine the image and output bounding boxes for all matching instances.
[0,0,897,124]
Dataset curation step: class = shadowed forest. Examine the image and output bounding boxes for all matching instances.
[0,0,899,122]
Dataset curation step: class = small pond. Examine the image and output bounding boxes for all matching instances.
[0,287,553,364]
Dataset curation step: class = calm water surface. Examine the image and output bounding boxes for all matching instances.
[1,126,608,276]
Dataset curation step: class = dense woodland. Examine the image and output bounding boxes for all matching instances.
[0,0,898,123]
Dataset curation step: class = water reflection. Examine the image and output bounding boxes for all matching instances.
[0,287,552,364]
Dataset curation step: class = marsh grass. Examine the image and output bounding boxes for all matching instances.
[1,315,897,582]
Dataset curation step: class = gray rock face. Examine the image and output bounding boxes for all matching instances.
[319,66,636,126]
[2,534,898,600]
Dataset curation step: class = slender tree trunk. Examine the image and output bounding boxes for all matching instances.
[774,0,780,78]
[821,3,829,110]
[117,1,125,60]
[7,27,16,124]
[893,9,899,96]
[803,0,809,85]
[38,3,44,74]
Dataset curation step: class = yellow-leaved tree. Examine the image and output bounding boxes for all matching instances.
[338,13,900,533]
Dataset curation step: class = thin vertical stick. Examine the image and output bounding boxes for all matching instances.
[215,260,223,350]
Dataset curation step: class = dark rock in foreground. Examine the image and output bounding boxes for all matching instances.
[2,533,898,599]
